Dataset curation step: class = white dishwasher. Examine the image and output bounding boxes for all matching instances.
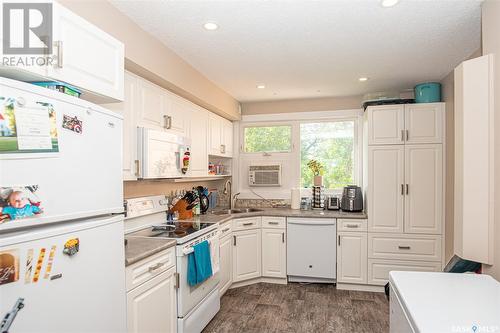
[287,217,337,283]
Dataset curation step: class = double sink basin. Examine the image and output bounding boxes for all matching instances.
[212,208,263,216]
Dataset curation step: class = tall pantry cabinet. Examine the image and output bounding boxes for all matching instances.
[365,103,445,285]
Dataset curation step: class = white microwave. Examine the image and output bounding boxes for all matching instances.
[137,127,191,179]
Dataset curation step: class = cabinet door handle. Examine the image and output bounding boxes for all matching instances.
[268,221,279,225]
[222,227,230,233]
[338,235,341,246]
[406,184,409,195]
[135,160,140,177]
[174,272,180,289]
[233,235,236,246]
[282,232,285,243]
[242,222,254,226]
[401,184,404,195]
[55,41,63,68]
[164,115,172,129]
[401,130,405,142]
[148,262,165,272]
[398,245,411,250]
[345,224,359,228]
[406,130,409,141]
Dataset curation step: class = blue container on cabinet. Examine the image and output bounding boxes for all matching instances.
[414,82,441,103]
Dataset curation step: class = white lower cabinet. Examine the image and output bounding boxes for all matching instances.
[126,266,177,333]
[219,231,233,296]
[232,229,262,282]
[337,232,367,284]
[262,227,286,278]
[368,259,441,286]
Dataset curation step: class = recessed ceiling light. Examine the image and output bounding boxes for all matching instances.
[381,0,399,7]
[359,77,369,82]
[256,84,266,89]
[203,22,219,31]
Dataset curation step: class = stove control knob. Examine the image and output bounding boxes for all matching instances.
[159,199,168,206]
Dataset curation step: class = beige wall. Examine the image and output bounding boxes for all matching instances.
[58,0,240,121]
[241,95,363,115]
[124,179,229,207]
[481,0,500,281]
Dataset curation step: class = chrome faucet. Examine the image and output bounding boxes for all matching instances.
[232,192,241,210]
[223,179,232,209]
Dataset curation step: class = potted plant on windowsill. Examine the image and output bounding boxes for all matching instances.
[307,159,325,187]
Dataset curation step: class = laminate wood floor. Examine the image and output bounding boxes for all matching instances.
[203,283,389,333]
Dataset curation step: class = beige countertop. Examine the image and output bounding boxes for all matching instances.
[124,208,366,266]
[125,236,176,266]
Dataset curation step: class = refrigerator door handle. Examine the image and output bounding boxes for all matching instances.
[0,298,25,333]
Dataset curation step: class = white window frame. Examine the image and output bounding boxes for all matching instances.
[298,116,362,195]
[236,109,364,199]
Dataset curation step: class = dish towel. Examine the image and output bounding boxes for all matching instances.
[187,240,213,287]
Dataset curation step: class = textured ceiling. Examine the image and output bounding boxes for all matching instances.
[111,0,482,102]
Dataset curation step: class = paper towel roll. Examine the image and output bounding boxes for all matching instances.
[291,188,301,210]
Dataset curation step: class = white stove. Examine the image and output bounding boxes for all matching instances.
[124,195,221,333]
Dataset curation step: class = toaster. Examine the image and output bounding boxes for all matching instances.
[340,185,363,212]
[326,196,340,210]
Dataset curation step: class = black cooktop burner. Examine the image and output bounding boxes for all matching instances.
[130,222,214,239]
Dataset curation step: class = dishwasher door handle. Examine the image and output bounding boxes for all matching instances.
[287,220,336,226]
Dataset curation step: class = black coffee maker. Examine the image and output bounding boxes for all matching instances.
[340,185,363,212]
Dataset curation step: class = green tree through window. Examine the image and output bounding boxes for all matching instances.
[244,126,292,153]
[300,121,355,189]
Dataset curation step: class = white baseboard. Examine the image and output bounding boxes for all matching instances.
[230,277,287,289]
[336,283,384,293]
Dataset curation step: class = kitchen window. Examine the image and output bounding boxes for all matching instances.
[243,125,292,153]
[300,120,356,190]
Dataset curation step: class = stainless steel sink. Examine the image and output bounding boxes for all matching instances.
[241,208,263,213]
[211,208,263,215]
[212,209,243,215]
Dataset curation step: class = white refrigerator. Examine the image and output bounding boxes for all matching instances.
[0,77,126,332]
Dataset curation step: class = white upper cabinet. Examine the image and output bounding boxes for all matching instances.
[454,55,494,265]
[49,2,124,101]
[367,105,405,145]
[404,145,443,234]
[405,104,444,144]
[188,106,209,177]
[222,119,234,157]
[164,93,188,135]
[102,71,138,180]
[367,103,444,145]
[208,113,233,157]
[208,113,223,155]
[136,78,166,130]
[367,145,405,233]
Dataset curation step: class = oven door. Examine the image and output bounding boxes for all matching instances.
[176,240,220,317]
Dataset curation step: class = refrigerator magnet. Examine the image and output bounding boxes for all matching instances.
[43,245,57,279]
[32,248,46,283]
[0,185,43,224]
[63,238,79,256]
[24,249,34,284]
[62,114,83,134]
[0,249,20,286]
[0,97,59,154]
